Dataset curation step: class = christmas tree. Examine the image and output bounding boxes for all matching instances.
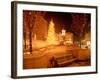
[46,19,57,45]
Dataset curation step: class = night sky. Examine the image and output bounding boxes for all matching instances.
[43,11,90,35]
[23,10,91,37]
[44,12,72,33]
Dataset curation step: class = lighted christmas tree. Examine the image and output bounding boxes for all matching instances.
[46,19,57,45]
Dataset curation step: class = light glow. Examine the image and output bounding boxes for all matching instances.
[46,19,58,45]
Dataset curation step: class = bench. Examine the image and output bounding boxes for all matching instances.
[50,52,77,67]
